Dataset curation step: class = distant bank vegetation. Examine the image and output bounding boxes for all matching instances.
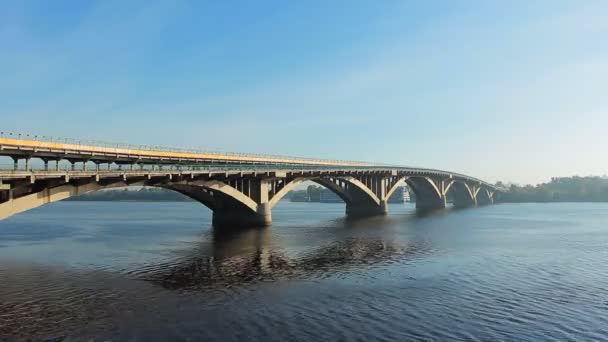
[66,187,193,202]
[498,176,608,203]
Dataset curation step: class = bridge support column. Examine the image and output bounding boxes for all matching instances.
[182,178,275,229]
[346,199,388,217]
[212,206,271,228]
[416,196,446,210]
[341,175,390,218]
[453,197,476,208]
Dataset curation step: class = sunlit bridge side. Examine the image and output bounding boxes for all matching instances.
[0,133,501,227]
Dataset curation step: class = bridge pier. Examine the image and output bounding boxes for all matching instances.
[452,197,476,208]
[345,199,388,218]
[212,204,272,228]
[415,196,446,210]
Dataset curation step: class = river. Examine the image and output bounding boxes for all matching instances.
[1,201,607,340]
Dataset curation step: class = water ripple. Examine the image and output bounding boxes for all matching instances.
[1,203,608,340]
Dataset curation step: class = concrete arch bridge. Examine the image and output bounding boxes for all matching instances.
[0,134,500,227]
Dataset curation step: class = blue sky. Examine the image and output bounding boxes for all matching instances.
[1,0,607,184]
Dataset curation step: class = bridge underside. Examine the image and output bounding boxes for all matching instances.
[0,168,496,228]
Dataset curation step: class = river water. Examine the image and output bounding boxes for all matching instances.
[1,201,607,341]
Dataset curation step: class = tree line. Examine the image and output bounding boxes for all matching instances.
[498,176,608,203]
[66,187,193,202]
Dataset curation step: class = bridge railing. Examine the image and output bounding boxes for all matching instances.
[0,162,398,173]
[0,132,497,189]
[0,131,384,167]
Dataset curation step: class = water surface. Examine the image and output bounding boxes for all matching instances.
[1,201,608,340]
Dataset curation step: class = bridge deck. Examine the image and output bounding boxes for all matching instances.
[0,136,370,167]
[0,135,497,188]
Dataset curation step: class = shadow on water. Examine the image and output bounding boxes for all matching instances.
[134,213,438,291]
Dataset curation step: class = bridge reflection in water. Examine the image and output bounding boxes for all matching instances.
[135,217,436,291]
[0,204,443,339]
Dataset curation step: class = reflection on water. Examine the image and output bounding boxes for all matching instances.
[2,201,608,340]
[138,227,433,290]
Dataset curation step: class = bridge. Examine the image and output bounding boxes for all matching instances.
[0,133,499,227]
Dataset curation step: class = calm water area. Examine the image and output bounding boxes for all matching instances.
[1,201,608,341]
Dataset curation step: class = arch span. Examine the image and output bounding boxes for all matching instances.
[405,176,446,210]
[267,177,308,208]
[385,176,407,201]
[477,187,494,205]
[0,178,263,226]
[0,180,138,220]
[265,176,387,217]
[446,180,477,208]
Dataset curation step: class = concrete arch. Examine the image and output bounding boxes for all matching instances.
[446,181,477,208]
[312,178,353,204]
[405,177,442,198]
[405,176,445,209]
[268,178,307,208]
[266,176,386,218]
[188,180,258,213]
[343,176,381,205]
[267,176,378,208]
[0,178,261,224]
[161,184,218,211]
[0,180,135,220]
[386,176,408,201]
[477,187,494,205]
[172,179,264,227]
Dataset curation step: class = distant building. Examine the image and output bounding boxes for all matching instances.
[388,186,407,203]
[289,191,309,202]
[402,186,412,202]
[320,188,342,203]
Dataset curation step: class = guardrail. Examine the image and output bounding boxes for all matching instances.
[0,132,498,189]
[0,163,405,172]
[0,131,383,167]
